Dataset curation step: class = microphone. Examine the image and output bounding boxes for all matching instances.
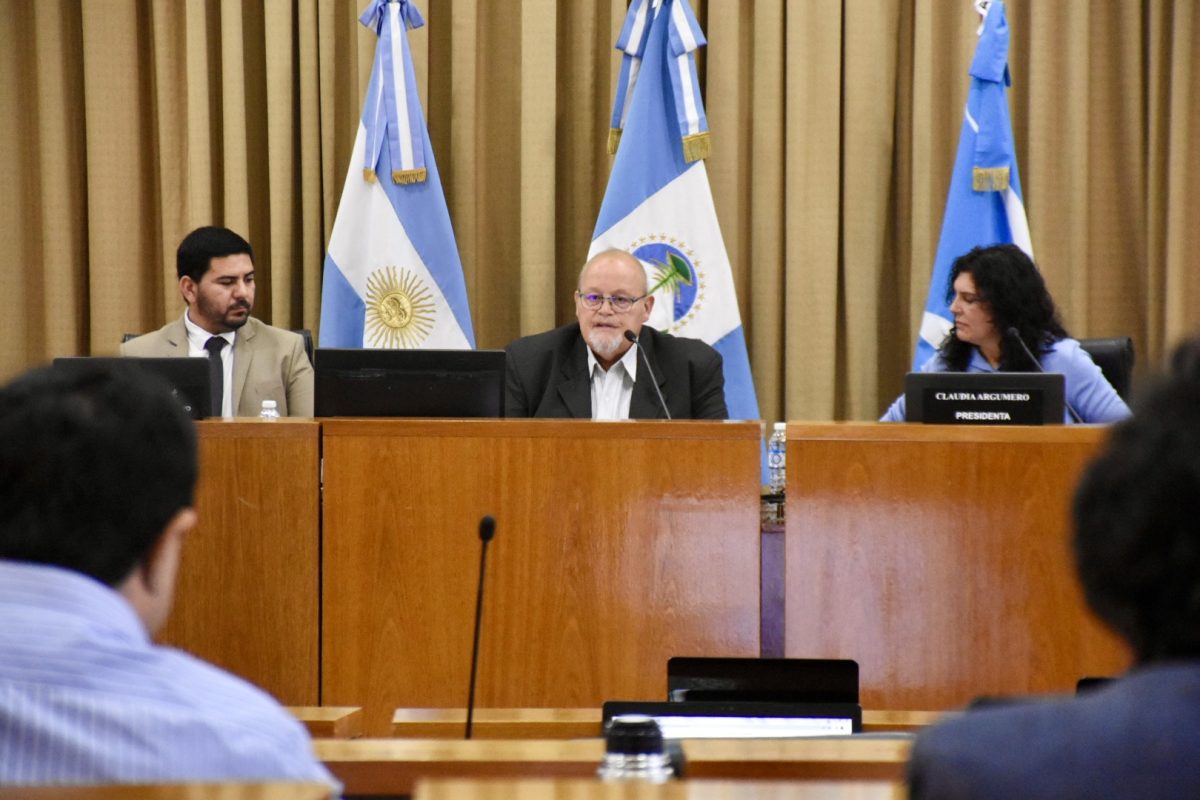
[1005,327,1083,423]
[465,515,496,739]
[624,329,672,420]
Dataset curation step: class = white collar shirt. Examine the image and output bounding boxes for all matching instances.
[588,343,639,421]
[183,311,236,417]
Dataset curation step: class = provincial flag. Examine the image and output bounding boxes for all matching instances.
[913,0,1032,368]
[591,0,760,423]
[320,0,474,349]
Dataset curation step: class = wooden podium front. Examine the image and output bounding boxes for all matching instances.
[784,423,1130,711]
[158,419,321,705]
[321,419,762,734]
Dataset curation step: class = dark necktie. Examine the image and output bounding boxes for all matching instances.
[204,336,227,417]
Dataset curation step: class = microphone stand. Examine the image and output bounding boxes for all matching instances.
[1005,327,1083,424]
[624,330,672,420]
[465,515,496,738]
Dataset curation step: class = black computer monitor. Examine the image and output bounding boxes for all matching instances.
[905,371,1065,425]
[314,348,505,417]
[667,656,859,704]
[52,356,213,419]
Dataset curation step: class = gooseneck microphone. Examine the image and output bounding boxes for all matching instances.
[465,515,496,739]
[1005,327,1083,423]
[624,330,672,420]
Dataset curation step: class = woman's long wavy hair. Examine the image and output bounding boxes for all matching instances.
[939,244,1069,371]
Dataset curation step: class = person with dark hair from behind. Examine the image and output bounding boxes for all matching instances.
[122,225,313,416]
[0,364,334,786]
[907,353,1200,799]
[881,243,1130,423]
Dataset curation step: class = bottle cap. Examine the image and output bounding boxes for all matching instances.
[604,714,665,755]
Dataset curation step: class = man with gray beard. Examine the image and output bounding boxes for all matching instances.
[504,249,727,419]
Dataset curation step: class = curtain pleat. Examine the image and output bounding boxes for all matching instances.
[1,0,1197,420]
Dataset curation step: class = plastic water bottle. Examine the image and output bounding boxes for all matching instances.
[767,422,787,494]
[597,715,674,783]
[259,399,280,420]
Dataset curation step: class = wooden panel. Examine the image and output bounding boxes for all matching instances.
[321,419,761,734]
[315,738,911,796]
[157,419,320,705]
[391,708,944,739]
[784,423,1130,711]
[414,778,905,800]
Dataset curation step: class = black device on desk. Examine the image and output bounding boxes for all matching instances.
[603,656,862,738]
[905,371,1065,425]
[314,348,505,417]
[53,356,212,419]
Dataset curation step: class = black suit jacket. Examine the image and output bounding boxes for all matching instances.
[504,323,727,419]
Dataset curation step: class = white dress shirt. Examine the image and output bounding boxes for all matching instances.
[183,311,236,417]
[588,343,640,420]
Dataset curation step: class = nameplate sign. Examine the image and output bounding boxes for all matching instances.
[922,389,1046,424]
[904,372,1065,425]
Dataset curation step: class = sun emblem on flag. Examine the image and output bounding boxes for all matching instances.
[365,266,436,348]
[628,235,706,333]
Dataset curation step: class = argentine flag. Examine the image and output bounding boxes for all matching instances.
[591,0,760,422]
[320,0,474,349]
[913,0,1031,369]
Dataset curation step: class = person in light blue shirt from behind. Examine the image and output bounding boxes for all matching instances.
[882,244,1130,424]
[0,363,336,788]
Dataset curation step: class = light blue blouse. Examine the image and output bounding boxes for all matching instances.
[881,338,1131,424]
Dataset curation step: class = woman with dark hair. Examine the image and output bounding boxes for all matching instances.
[882,244,1130,423]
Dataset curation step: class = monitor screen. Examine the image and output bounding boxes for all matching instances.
[314,348,505,418]
[53,356,212,419]
[904,371,1065,425]
[667,657,859,704]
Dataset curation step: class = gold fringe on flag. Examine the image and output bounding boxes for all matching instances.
[972,166,1010,192]
[608,128,623,155]
[682,132,711,163]
[392,168,428,185]
[363,168,378,183]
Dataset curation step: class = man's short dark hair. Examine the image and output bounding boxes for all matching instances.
[1073,366,1200,662]
[0,364,197,586]
[177,226,254,282]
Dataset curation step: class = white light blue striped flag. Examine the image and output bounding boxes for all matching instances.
[591,0,760,423]
[914,0,1031,369]
[320,0,474,349]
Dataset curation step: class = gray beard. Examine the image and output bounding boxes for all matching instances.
[586,329,624,360]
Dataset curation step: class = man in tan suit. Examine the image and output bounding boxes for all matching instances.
[122,226,313,417]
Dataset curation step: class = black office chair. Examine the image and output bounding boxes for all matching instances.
[1078,336,1134,401]
[121,328,315,366]
[294,328,314,366]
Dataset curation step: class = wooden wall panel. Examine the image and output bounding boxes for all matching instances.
[157,419,320,705]
[784,423,1130,711]
[321,419,762,734]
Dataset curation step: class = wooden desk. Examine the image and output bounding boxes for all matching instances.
[321,420,762,734]
[316,737,912,796]
[0,785,332,800]
[394,708,600,739]
[414,778,906,799]
[287,706,364,738]
[392,708,949,739]
[157,419,320,705]
[784,423,1130,711]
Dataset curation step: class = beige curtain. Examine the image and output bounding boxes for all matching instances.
[1,1,1197,421]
